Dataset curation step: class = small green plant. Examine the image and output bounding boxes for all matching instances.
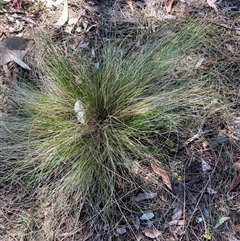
[1,20,217,236]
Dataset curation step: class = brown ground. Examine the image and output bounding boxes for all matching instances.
[0,0,240,240]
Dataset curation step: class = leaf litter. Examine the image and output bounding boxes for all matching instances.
[171,201,183,221]
[54,0,68,28]
[134,192,157,202]
[131,215,140,230]
[1,0,240,240]
[214,217,230,229]
[228,162,240,192]
[207,0,219,13]
[116,226,127,235]
[143,228,162,239]
[151,163,172,190]
[165,0,175,14]
[0,36,30,69]
[140,212,154,221]
[201,159,212,172]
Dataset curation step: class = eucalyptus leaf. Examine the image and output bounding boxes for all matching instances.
[116,226,127,235]
[214,217,230,229]
[9,54,31,70]
[134,192,157,202]
[211,136,228,145]
[140,212,154,220]
[165,139,174,148]
[74,100,85,124]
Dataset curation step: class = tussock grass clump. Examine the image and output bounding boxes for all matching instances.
[1,20,216,230]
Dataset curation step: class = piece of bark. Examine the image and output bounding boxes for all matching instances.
[0,37,30,73]
[0,37,28,66]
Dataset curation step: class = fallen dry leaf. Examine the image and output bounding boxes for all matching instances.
[126,0,134,14]
[46,0,65,8]
[207,0,218,13]
[201,159,212,172]
[228,162,240,192]
[151,163,172,190]
[165,0,175,14]
[169,224,185,237]
[134,192,157,202]
[54,0,68,28]
[234,162,240,171]
[234,224,240,232]
[116,226,127,235]
[0,37,28,66]
[172,201,182,221]
[168,220,185,226]
[0,37,31,73]
[143,228,161,239]
[140,212,154,220]
[228,236,240,241]
[131,215,140,230]
[228,175,240,192]
[214,217,230,228]
[225,44,234,53]
[230,117,240,126]
[198,56,227,72]
[202,141,209,150]
[172,208,182,221]
[65,9,85,33]
[136,234,143,241]
[166,219,185,239]
[195,57,205,69]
